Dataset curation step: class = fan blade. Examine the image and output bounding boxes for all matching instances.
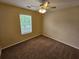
[51,7,56,8]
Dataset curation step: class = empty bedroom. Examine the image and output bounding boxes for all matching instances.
[0,0,79,59]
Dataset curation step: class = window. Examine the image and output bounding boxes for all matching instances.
[19,14,32,35]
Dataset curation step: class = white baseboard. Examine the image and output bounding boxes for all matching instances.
[43,34,79,50]
[2,34,41,50]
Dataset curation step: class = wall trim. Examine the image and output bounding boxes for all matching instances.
[0,49,2,57]
[2,34,41,50]
[43,34,79,50]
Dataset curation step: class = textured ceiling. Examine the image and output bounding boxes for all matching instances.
[0,0,79,11]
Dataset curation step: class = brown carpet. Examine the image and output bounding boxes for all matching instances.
[1,35,79,59]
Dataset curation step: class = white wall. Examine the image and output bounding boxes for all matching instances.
[43,6,79,49]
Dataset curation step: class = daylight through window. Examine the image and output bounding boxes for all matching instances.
[20,14,32,35]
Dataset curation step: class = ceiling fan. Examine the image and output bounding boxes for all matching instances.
[38,0,56,14]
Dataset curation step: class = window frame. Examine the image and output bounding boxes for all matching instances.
[19,14,32,35]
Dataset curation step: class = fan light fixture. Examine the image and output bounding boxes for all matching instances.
[39,2,49,14]
[38,0,56,14]
[39,8,46,14]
